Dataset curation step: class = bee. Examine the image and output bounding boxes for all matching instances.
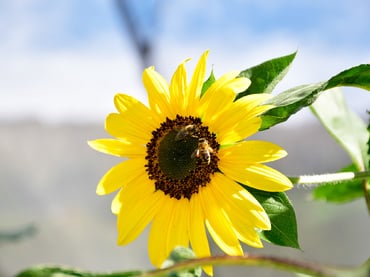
[191,138,214,165]
[175,124,198,141]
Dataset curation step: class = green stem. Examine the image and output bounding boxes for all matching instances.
[289,170,370,214]
[288,170,370,186]
[362,177,370,214]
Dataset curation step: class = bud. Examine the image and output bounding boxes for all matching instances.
[161,246,202,277]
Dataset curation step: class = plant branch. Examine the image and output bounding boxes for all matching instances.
[362,177,370,214]
[288,170,370,186]
[289,170,370,213]
[16,255,369,277]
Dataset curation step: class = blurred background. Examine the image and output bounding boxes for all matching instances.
[0,1,369,276]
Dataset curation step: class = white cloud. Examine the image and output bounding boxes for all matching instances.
[0,46,147,123]
[1,0,369,125]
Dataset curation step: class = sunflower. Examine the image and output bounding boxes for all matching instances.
[89,50,292,276]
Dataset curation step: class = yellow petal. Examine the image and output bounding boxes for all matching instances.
[96,158,145,195]
[212,173,264,211]
[150,198,190,264]
[230,218,264,248]
[116,175,162,245]
[111,190,122,215]
[199,72,250,125]
[217,117,262,145]
[218,94,272,127]
[222,193,265,248]
[235,93,273,108]
[219,140,287,164]
[105,113,151,145]
[114,93,160,130]
[189,193,213,276]
[211,173,270,232]
[148,196,184,267]
[88,138,145,158]
[169,60,189,115]
[170,198,190,246]
[186,50,209,115]
[219,161,293,192]
[200,185,243,256]
[212,94,272,144]
[143,66,172,119]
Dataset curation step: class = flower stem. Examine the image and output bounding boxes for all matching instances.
[289,170,370,214]
[288,170,370,185]
[361,177,370,214]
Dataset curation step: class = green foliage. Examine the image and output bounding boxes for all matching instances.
[310,88,369,171]
[246,187,300,249]
[162,247,202,277]
[201,69,215,97]
[259,82,325,130]
[326,64,370,91]
[312,164,365,203]
[260,64,370,130]
[236,52,296,99]
[309,87,369,205]
[0,224,36,244]
[234,52,369,131]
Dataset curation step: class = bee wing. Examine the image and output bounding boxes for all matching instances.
[191,149,199,159]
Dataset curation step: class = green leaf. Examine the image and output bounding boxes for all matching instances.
[246,186,300,249]
[0,224,36,244]
[201,69,216,97]
[310,88,369,171]
[313,164,365,203]
[260,82,326,130]
[236,52,297,99]
[260,64,370,130]
[326,64,370,91]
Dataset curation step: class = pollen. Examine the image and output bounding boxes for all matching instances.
[145,115,219,200]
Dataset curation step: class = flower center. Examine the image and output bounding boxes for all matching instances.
[145,115,219,200]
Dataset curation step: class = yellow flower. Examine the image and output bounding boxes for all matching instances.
[89,50,292,276]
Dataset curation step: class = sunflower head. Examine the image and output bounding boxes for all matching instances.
[89,50,292,276]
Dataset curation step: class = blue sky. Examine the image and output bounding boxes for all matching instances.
[1,0,369,123]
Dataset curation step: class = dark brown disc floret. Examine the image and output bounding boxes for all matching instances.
[145,115,219,200]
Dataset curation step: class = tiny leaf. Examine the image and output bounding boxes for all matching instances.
[246,186,300,249]
[162,247,202,277]
[236,52,297,99]
[0,224,36,243]
[201,69,216,97]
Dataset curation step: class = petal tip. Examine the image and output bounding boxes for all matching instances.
[96,186,105,195]
[87,140,101,152]
[87,140,95,148]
